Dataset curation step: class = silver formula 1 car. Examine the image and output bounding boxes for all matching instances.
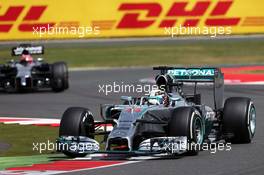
[0,44,69,92]
[57,67,256,158]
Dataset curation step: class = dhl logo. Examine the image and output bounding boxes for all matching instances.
[117,0,241,28]
[1,0,261,37]
[0,5,55,32]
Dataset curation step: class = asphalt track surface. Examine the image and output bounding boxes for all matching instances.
[0,68,263,175]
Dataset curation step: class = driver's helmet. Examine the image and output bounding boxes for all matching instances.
[148,89,164,105]
[20,50,33,63]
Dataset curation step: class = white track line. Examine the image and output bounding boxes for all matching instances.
[58,161,139,175]
[0,117,113,131]
[0,161,140,175]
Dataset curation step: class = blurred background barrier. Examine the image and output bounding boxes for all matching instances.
[0,0,263,40]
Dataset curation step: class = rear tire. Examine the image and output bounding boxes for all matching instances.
[51,62,68,92]
[223,97,256,143]
[59,107,95,157]
[169,107,204,156]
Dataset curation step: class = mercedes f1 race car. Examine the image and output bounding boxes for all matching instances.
[0,44,69,92]
[57,67,256,158]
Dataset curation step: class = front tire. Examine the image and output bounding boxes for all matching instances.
[169,107,204,156]
[223,97,256,143]
[59,107,95,157]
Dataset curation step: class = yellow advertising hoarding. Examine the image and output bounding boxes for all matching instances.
[0,0,263,40]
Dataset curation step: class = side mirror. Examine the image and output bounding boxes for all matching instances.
[170,97,180,101]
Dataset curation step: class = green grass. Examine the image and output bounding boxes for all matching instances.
[0,124,76,170]
[1,39,264,67]
[0,124,105,170]
[0,124,104,157]
[0,124,59,157]
[0,154,65,170]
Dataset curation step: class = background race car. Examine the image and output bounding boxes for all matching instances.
[0,44,69,92]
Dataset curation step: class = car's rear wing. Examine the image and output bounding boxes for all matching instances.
[11,44,44,56]
[153,66,223,83]
[153,66,224,110]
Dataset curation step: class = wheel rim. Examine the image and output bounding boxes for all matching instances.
[82,111,94,138]
[249,106,256,135]
[193,117,203,144]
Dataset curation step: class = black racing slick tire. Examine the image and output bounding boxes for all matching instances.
[59,107,95,157]
[223,97,256,143]
[169,107,204,156]
[51,62,69,92]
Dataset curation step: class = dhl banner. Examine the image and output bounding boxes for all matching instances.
[0,0,264,40]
